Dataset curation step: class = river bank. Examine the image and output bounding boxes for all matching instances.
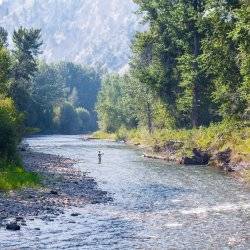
[0,150,111,230]
[1,135,249,249]
[90,122,250,183]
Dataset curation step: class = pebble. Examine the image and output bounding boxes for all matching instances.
[6,223,20,231]
[0,150,111,228]
[71,213,81,217]
[50,190,59,195]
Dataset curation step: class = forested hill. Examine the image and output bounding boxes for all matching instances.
[0,0,141,71]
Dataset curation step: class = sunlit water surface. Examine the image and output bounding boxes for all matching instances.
[0,135,249,249]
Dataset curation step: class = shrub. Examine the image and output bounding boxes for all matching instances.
[0,97,22,161]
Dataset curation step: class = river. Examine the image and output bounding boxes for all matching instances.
[0,135,249,249]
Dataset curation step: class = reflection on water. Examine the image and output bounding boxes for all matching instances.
[0,135,249,249]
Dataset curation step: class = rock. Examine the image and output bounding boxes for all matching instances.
[71,213,81,217]
[181,148,210,165]
[216,148,231,164]
[6,223,20,231]
[15,216,24,221]
[50,190,59,195]
[211,148,234,171]
[18,143,29,152]
[34,227,41,230]
[227,166,235,172]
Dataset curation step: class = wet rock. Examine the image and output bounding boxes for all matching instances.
[211,148,235,171]
[15,216,24,221]
[71,213,81,217]
[50,190,59,195]
[181,148,210,165]
[6,223,20,231]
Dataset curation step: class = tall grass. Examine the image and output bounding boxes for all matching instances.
[0,160,41,191]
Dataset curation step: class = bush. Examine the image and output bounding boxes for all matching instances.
[0,97,22,161]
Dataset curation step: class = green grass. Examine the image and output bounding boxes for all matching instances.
[90,130,116,140]
[0,160,41,191]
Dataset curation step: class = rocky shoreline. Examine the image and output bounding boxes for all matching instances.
[141,143,250,183]
[0,150,112,230]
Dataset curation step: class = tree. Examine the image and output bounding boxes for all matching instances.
[132,0,249,128]
[9,27,43,111]
[132,0,212,128]
[76,107,90,132]
[27,62,65,130]
[0,47,11,96]
[0,27,8,47]
[56,102,80,134]
[95,73,173,133]
[202,0,248,119]
[0,27,10,96]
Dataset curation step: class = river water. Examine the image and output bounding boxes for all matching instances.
[0,135,249,249]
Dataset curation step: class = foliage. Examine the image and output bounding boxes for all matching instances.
[96,73,173,133]
[129,0,249,128]
[9,27,43,111]
[90,131,116,141]
[54,102,79,134]
[76,107,90,131]
[28,62,101,133]
[0,160,40,191]
[0,47,11,95]
[0,98,22,161]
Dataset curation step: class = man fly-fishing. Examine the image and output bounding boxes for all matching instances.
[98,151,104,164]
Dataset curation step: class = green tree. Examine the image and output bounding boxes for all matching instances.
[9,27,43,111]
[27,62,65,130]
[56,102,80,134]
[0,27,10,96]
[76,107,90,132]
[0,27,8,47]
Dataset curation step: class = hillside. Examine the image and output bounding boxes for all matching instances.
[0,0,141,71]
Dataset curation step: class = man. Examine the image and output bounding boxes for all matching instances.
[98,151,104,164]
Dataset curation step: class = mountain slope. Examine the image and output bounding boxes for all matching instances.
[0,0,141,70]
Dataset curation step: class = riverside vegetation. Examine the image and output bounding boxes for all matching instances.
[0,0,249,191]
[0,26,102,191]
[94,1,250,181]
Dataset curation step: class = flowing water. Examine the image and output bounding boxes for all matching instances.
[0,135,249,249]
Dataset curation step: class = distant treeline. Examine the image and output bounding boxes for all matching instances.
[96,0,249,132]
[0,26,101,165]
[27,62,101,134]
